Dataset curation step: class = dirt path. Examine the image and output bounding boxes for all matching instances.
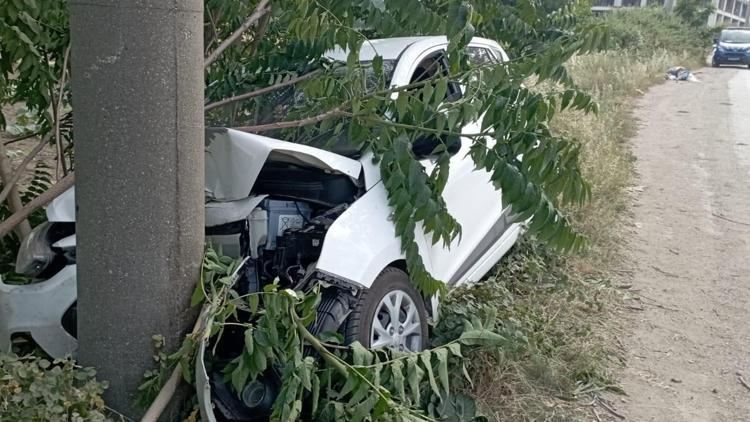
[609,67,750,421]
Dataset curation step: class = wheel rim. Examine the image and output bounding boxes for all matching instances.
[370,290,423,352]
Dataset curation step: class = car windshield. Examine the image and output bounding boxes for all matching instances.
[254,59,397,156]
[720,30,750,43]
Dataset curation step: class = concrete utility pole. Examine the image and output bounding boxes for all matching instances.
[69,0,204,417]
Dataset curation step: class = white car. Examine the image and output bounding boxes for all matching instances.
[0,36,522,419]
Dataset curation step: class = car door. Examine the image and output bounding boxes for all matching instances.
[396,42,512,285]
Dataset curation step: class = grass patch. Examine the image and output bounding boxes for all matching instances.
[436,8,714,420]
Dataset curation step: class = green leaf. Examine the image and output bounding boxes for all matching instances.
[406,355,424,404]
[434,78,448,104]
[373,54,383,77]
[352,393,379,421]
[230,359,250,393]
[391,359,406,401]
[311,373,320,415]
[435,348,450,396]
[419,351,441,399]
[253,346,267,373]
[458,329,507,347]
[243,328,254,356]
[190,275,205,307]
[447,342,463,358]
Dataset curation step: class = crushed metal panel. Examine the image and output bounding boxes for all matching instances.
[205,128,361,202]
[0,265,78,357]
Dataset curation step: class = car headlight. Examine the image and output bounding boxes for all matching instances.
[15,222,56,277]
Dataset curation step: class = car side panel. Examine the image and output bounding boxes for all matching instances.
[315,181,434,288]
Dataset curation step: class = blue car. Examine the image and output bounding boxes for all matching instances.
[712,28,750,68]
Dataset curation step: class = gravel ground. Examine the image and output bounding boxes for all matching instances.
[606,66,750,421]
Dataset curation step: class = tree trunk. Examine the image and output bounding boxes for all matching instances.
[69,0,204,418]
[0,139,31,239]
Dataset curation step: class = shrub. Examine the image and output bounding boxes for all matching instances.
[604,7,714,54]
[0,354,108,421]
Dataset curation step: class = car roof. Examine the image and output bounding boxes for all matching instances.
[325,36,502,62]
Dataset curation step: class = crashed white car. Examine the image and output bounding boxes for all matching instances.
[1,36,522,419]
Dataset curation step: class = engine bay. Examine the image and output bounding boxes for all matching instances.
[207,160,359,290]
[203,163,361,420]
[206,197,350,294]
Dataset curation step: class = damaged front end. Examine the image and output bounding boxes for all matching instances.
[1,128,369,420]
[0,188,77,357]
[194,261,361,422]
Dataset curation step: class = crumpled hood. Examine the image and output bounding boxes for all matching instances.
[205,128,362,201]
[46,129,363,222]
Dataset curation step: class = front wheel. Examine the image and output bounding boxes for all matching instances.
[712,60,719,68]
[343,267,428,352]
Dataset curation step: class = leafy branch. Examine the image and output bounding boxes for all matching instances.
[174,247,513,421]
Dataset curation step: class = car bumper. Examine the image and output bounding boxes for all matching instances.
[0,265,78,357]
[713,52,750,64]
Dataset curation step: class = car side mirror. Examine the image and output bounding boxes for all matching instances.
[411,134,461,159]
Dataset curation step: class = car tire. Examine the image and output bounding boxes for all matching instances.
[343,267,428,352]
[712,60,719,68]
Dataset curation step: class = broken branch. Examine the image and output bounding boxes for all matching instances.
[738,372,750,392]
[0,139,31,238]
[204,70,321,111]
[712,212,750,228]
[3,132,39,146]
[53,45,72,178]
[204,0,271,68]
[0,172,74,239]
[234,108,350,133]
[0,135,50,206]
[593,395,625,420]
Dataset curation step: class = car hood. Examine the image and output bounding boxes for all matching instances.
[718,42,750,51]
[205,128,362,201]
[45,129,363,222]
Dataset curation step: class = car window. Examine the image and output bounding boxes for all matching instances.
[408,51,461,101]
[408,51,463,158]
[467,46,498,66]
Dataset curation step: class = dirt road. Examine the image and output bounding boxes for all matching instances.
[610,67,750,421]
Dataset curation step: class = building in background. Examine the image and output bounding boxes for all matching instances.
[709,0,750,26]
[591,0,750,27]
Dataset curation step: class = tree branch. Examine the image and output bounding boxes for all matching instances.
[3,132,39,146]
[53,45,71,178]
[247,11,271,58]
[204,0,271,69]
[0,135,49,206]
[233,108,350,133]
[0,172,74,239]
[204,70,321,111]
[0,139,32,239]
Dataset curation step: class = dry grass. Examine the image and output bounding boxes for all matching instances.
[456,48,707,421]
[562,49,703,270]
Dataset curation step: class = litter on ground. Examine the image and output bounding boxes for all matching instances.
[665,66,700,82]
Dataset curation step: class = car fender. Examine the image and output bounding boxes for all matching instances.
[315,181,433,289]
[46,187,76,222]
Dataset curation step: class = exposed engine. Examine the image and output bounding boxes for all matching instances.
[203,162,359,421]
[204,199,351,421]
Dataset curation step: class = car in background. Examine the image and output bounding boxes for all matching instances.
[712,27,750,68]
